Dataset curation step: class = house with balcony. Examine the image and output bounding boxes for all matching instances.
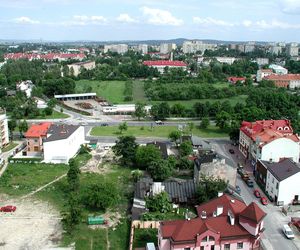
[25,122,52,157]
[239,120,298,164]
[0,111,9,150]
[256,159,300,205]
[158,193,266,250]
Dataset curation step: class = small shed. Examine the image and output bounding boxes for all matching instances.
[87,216,105,225]
[89,139,98,149]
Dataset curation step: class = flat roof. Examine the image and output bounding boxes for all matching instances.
[54,93,96,98]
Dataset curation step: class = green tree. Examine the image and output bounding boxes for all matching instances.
[168,130,181,145]
[118,122,128,134]
[81,182,119,211]
[18,120,28,137]
[134,102,147,120]
[8,119,17,139]
[67,159,81,192]
[196,175,228,203]
[148,159,174,181]
[63,192,82,231]
[179,141,193,157]
[146,192,172,213]
[200,117,210,129]
[131,169,143,182]
[187,122,195,135]
[215,111,231,129]
[44,107,53,116]
[136,144,162,170]
[112,136,138,167]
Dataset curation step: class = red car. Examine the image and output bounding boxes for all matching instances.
[0,205,16,212]
[261,197,268,205]
[254,189,261,198]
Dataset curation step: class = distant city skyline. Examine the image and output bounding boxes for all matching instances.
[0,0,300,42]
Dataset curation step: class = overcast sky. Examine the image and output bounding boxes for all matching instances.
[0,0,300,42]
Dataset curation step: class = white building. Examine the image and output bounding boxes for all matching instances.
[256,69,274,82]
[286,43,299,57]
[182,41,217,54]
[262,159,300,205]
[160,43,176,54]
[43,124,85,164]
[138,44,148,54]
[143,60,187,74]
[255,58,269,66]
[214,57,237,65]
[0,112,9,149]
[269,43,283,55]
[244,42,255,53]
[104,44,128,54]
[102,104,152,114]
[269,64,288,75]
[16,80,34,97]
[67,61,96,77]
[33,97,47,109]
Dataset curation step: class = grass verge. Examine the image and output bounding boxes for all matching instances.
[1,142,18,152]
[133,229,158,248]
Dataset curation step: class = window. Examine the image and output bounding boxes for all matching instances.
[276,183,279,189]
[200,247,204,250]
[209,236,215,241]
[34,139,38,143]
[237,242,243,249]
[201,236,208,242]
[272,177,274,183]
[211,246,215,250]
[184,248,191,250]
[34,146,39,152]
[224,244,230,250]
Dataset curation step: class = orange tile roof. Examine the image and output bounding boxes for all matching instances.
[25,122,52,138]
[265,74,300,81]
[239,202,266,223]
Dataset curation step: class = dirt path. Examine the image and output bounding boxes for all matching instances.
[106,228,110,250]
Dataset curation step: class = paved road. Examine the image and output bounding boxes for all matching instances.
[212,139,300,250]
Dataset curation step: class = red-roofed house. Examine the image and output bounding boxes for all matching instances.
[4,53,86,62]
[25,122,52,156]
[158,194,266,250]
[227,77,246,84]
[264,74,300,89]
[143,60,187,73]
[256,69,274,82]
[239,120,299,163]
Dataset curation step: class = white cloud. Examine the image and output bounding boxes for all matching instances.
[116,13,137,23]
[14,16,40,24]
[193,17,235,27]
[244,19,300,29]
[69,15,107,25]
[280,0,300,14]
[141,6,183,26]
[242,20,252,27]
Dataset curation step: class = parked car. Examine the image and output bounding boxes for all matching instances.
[0,205,16,212]
[282,224,294,239]
[229,149,234,154]
[291,218,300,231]
[254,189,261,198]
[236,185,241,194]
[246,179,254,187]
[261,197,268,205]
[155,120,164,125]
[101,123,109,126]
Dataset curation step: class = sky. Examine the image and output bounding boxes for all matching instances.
[0,0,300,42]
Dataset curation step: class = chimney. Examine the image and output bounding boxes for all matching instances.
[201,211,207,219]
[216,206,223,216]
[228,210,235,225]
[218,192,223,197]
[269,158,273,164]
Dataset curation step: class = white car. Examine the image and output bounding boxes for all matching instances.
[283,224,294,239]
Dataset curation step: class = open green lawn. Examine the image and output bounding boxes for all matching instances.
[34,110,70,119]
[1,142,18,152]
[133,229,158,248]
[90,125,229,138]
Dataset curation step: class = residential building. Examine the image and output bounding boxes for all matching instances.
[256,69,273,82]
[214,57,237,65]
[16,80,34,97]
[237,44,245,52]
[256,159,300,205]
[104,44,128,54]
[33,97,47,109]
[25,122,52,157]
[269,43,283,55]
[67,61,96,77]
[269,64,288,75]
[181,135,212,154]
[182,41,217,54]
[159,194,266,250]
[239,120,298,163]
[143,60,187,73]
[43,124,85,163]
[227,76,246,84]
[194,152,237,187]
[286,43,299,57]
[244,42,255,53]
[4,53,85,61]
[138,44,148,54]
[160,43,176,54]
[255,58,269,66]
[0,111,9,149]
[146,141,173,159]
[264,74,300,88]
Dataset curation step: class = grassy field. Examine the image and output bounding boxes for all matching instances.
[1,142,18,152]
[34,110,70,119]
[75,79,247,108]
[133,229,158,248]
[90,125,229,138]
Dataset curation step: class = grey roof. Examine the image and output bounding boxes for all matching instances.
[194,152,216,171]
[164,179,197,203]
[146,141,169,159]
[44,124,80,142]
[181,135,211,149]
[134,177,153,200]
[260,159,300,182]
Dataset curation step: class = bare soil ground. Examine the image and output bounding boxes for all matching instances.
[0,195,63,250]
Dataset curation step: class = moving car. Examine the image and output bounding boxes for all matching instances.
[282,224,294,239]
[101,123,109,126]
[155,120,164,125]
[254,189,261,198]
[246,179,254,187]
[261,197,268,205]
[0,205,16,212]
[229,149,234,154]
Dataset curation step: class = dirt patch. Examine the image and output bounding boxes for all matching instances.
[87,211,122,230]
[0,195,63,250]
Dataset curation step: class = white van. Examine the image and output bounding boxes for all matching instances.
[283,224,294,239]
